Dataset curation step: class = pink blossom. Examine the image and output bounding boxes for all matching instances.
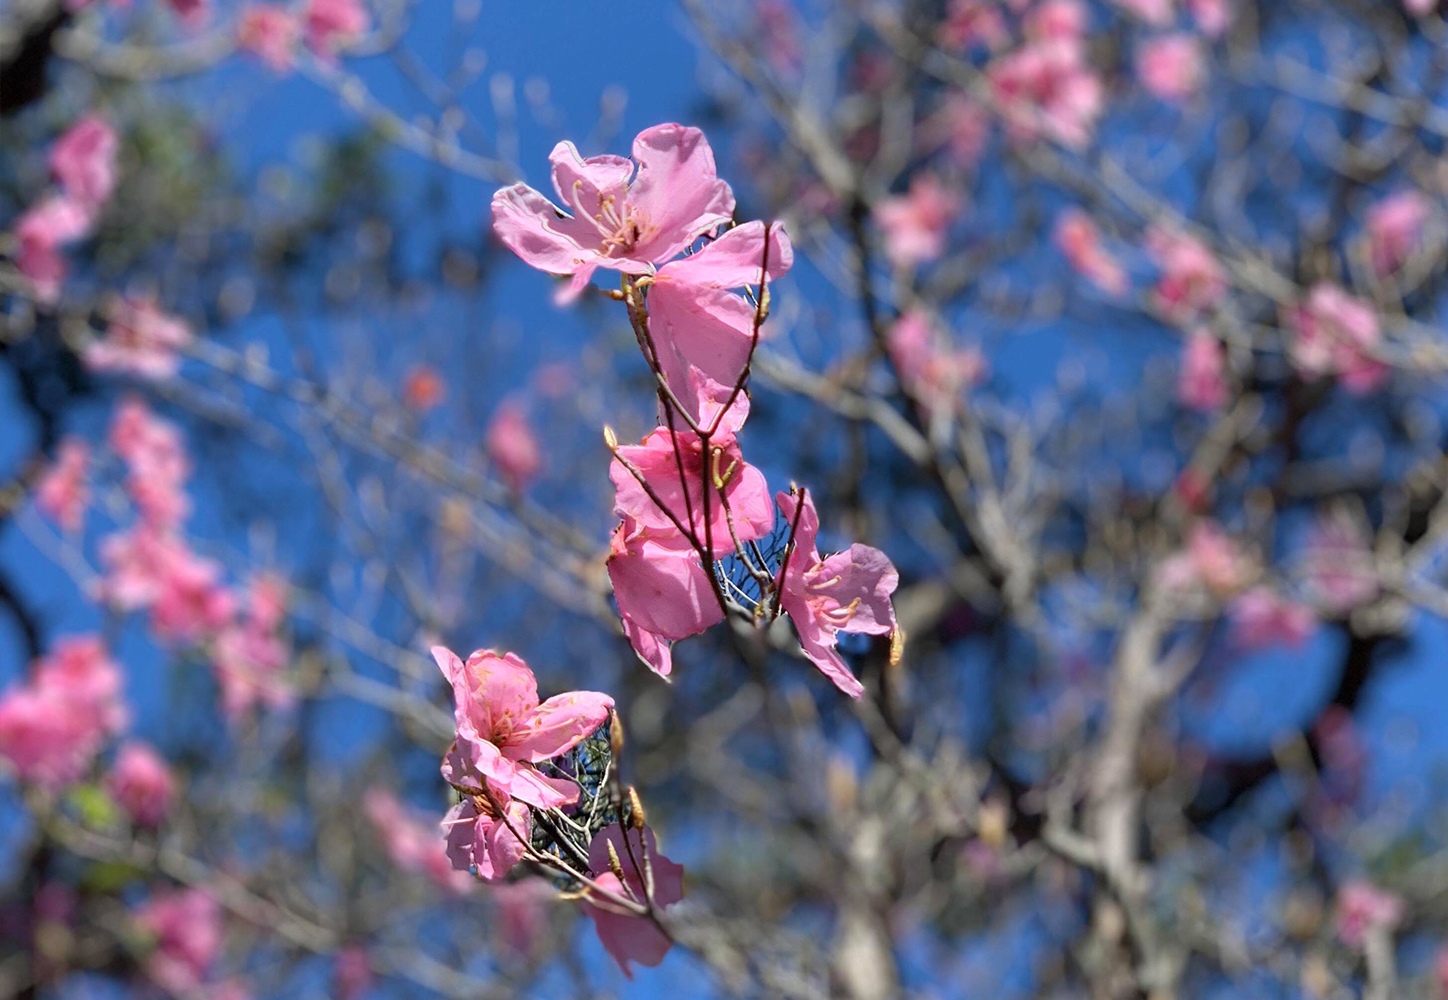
[85,298,192,379]
[1054,209,1127,296]
[485,400,542,492]
[1187,0,1230,35]
[134,888,222,994]
[1302,510,1378,614]
[1026,0,1089,43]
[165,0,208,25]
[607,517,724,678]
[332,946,373,1000]
[492,124,735,300]
[1177,331,1227,412]
[647,221,793,422]
[493,881,550,955]
[1110,0,1174,25]
[14,196,92,304]
[0,687,97,789]
[753,0,803,75]
[988,39,1103,150]
[49,116,118,211]
[583,826,685,977]
[775,489,899,698]
[149,546,234,643]
[238,4,299,72]
[1156,521,1253,595]
[363,788,472,893]
[1288,283,1388,394]
[1335,881,1403,949]
[1366,190,1430,276]
[1138,34,1203,102]
[303,0,370,58]
[1406,0,1435,16]
[887,311,986,413]
[212,576,291,721]
[110,397,191,529]
[433,645,614,809]
[1434,945,1448,995]
[874,174,960,268]
[925,93,991,170]
[1148,226,1227,320]
[36,437,90,532]
[441,791,531,881]
[402,364,445,412]
[938,0,1008,51]
[100,525,187,610]
[37,635,127,737]
[1229,586,1316,649]
[107,741,176,827]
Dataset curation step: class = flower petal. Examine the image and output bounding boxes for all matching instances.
[503,690,615,762]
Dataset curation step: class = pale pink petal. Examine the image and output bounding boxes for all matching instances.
[625,124,736,262]
[503,690,615,761]
[490,183,599,276]
[806,544,899,635]
[656,221,793,289]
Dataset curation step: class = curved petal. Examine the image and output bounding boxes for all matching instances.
[480,798,532,881]
[442,799,479,873]
[621,617,674,678]
[806,544,899,635]
[503,690,615,761]
[649,282,756,415]
[627,123,735,262]
[608,530,724,642]
[774,489,822,569]
[794,619,865,699]
[490,754,580,809]
[548,142,633,209]
[657,220,793,288]
[491,183,599,275]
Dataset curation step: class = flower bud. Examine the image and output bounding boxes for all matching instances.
[628,786,646,829]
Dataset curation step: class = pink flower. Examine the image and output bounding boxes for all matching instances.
[165,0,208,25]
[1138,34,1203,102]
[874,174,960,268]
[1156,521,1253,595]
[924,93,991,170]
[1302,510,1378,614]
[110,397,191,529]
[1148,226,1227,320]
[1434,945,1448,996]
[1055,208,1127,296]
[36,635,127,738]
[938,0,1008,51]
[492,124,735,301]
[647,221,793,422]
[1187,0,1230,35]
[303,0,369,57]
[1335,881,1403,949]
[332,946,373,1000]
[149,546,234,643]
[0,687,97,789]
[1026,0,1089,43]
[212,576,291,721]
[85,298,192,379]
[49,116,118,211]
[988,39,1103,149]
[607,517,724,678]
[107,741,176,827]
[36,437,90,532]
[1177,331,1227,412]
[100,525,187,610]
[1406,0,1436,16]
[433,646,614,809]
[1288,283,1388,394]
[888,311,986,413]
[485,401,542,492]
[238,4,299,72]
[14,196,92,304]
[441,791,531,881]
[363,788,472,893]
[583,826,684,977]
[1229,587,1316,650]
[609,395,773,555]
[134,888,222,994]
[1110,0,1174,25]
[775,489,899,698]
[1366,190,1430,276]
[493,881,550,955]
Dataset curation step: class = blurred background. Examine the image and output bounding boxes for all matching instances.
[2,0,1448,997]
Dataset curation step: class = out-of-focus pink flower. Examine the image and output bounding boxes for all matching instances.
[753,0,802,75]
[36,438,90,532]
[493,881,550,954]
[402,364,446,412]
[332,945,373,1000]
[1288,283,1388,394]
[1138,34,1203,102]
[49,116,118,211]
[110,396,192,529]
[924,93,991,170]
[134,888,222,994]
[37,635,127,737]
[212,575,291,722]
[888,311,986,414]
[238,4,299,72]
[775,489,899,698]
[875,174,960,268]
[1302,509,1378,614]
[150,546,234,643]
[433,646,613,809]
[100,526,184,610]
[1055,208,1127,296]
[0,637,125,791]
[14,196,92,304]
[1335,881,1403,950]
[85,298,192,379]
[1111,0,1174,25]
[1406,0,1435,16]
[938,0,1008,51]
[1188,0,1230,35]
[485,400,542,492]
[1366,190,1430,276]
[165,0,208,25]
[988,39,1103,149]
[1434,945,1448,996]
[1156,521,1254,596]
[363,788,472,893]
[303,0,369,57]
[1026,0,1088,44]
[441,791,531,881]
[1148,226,1227,320]
[108,741,176,827]
[584,826,684,977]
[492,124,735,302]
[1177,331,1227,412]
[1229,586,1316,649]
[607,517,724,678]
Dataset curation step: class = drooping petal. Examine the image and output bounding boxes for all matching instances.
[806,544,899,635]
[490,184,599,276]
[626,124,735,262]
[792,614,866,699]
[621,618,674,678]
[648,282,756,414]
[608,528,724,642]
[480,797,533,879]
[503,690,615,762]
[584,826,685,977]
[656,220,793,289]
